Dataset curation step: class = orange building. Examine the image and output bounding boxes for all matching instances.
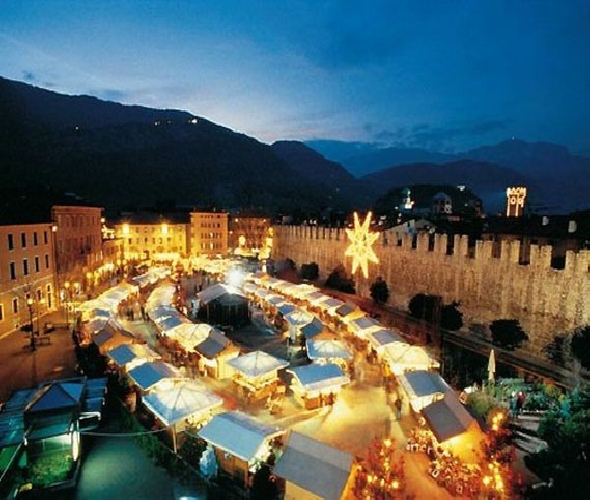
[228,215,271,257]
[0,223,56,337]
[190,211,229,257]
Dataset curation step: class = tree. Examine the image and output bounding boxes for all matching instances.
[532,387,590,495]
[324,265,355,294]
[408,293,442,323]
[370,277,390,305]
[489,319,528,350]
[300,261,319,281]
[440,301,463,331]
[570,325,590,370]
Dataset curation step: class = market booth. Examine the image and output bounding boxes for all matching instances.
[366,329,405,361]
[127,361,184,393]
[383,343,440,376]
[195,329,240,379]
[226,351,289,402]
[197,411,285,489]
[305,339,352,370]
[398,370,449,413]
[274,431,355,500]
[143,380,223,453]
[288,363,351,410]
[106,343,161,372]
[91,322,136,353]
[421,389,484,463]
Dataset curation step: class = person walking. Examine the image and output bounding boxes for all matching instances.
[395,397,403,420]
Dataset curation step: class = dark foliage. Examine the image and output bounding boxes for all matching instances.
[542,335,568,367]
[408,293,442,323]
[489,319,528,350]
[300,261,319,281]
[324,265,355,294]
[440,301,463,331]
[250,464,278,500]
[370,277,390,304]
[570,325,590,370]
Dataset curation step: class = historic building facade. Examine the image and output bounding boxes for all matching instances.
[0,223,56,335]
[190,211,229,257]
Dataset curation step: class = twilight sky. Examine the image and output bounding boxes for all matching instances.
[1,1,589,153]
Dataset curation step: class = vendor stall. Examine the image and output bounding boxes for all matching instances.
[305,339,352,369]
[127,361,184,393]
[227,351,289,402]
[198,411,285,489]
[288,363,350,410]
[398,370,448,412]
[168,322,213,352]
[195,329,240,379]
[366,328,405,361]
[274,431,355,500]
[383,343,440,376]
[106,343,161,372]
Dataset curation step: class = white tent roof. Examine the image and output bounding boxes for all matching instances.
[316,297,344,312]
[284,309,315,327]
[383,344,440,372]
[148,305,178,320]
[143,380,223,426]
[127,361,184,391]
[367,329,405,350]
[306,339,352,361]
[156,315,190,332]
[264,294,286,306]
[169,322,213,350]
[349,316,382,332]
[289,363,350,392]
[227,351,289,378]
[198,411,284,462]
[198,283,244,305]
[106,343,160,367]
[277,303,297,316]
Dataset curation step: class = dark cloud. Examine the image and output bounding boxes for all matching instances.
[375,120,509,150]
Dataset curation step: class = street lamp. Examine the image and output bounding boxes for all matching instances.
[26,297,36,351]
[64,281,71,327]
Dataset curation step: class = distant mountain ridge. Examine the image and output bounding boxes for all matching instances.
[1,76,587,216]
[305,139,590,213]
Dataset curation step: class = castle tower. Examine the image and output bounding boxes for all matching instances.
[506,187,527,217]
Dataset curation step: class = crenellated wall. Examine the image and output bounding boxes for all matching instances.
[272,225,590,356]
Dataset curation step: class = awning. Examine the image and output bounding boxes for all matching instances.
[198,411,284,462]
[422,390,476,442]
[143,381,223,426]
[127,361,184,391]
[289,363,350,393]
[227,351,289,378]
[273,431,353,500]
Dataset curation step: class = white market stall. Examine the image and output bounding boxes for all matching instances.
[106,343,161,372]
[398,370,449,412]
[227,351,289,401]
[305,339,352,368]
[382,343,440,376]
[198,411,285,489]
[288,363,350,410]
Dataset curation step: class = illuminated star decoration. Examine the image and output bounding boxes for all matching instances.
[345,212,379,278]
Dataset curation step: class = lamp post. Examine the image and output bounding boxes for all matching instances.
[64,281,70,327]
[26,297,36,351]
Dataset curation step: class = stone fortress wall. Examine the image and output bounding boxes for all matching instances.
[272,225,590,356]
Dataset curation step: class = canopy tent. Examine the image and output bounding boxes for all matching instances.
[398,370,449,412]
[197,283,244,304]
[106,343,160,369]
[273,431,354,500]
[383,343,440,375]
[92,322,135,353]
[315,297,345,313]
[276,303,297,316]
[127,361,184,392]
[196,329,232,359]
[334,302,365,322]
[422,390,482,460]
[306,339,352,363]
[155,314,190,333]
[299,318,325,340]
[142,380,222,427]
[169,322,213,351]
[146,285,176,309]
[227,351,289,378]
[284,309,315,342]
[198,411,284,463]
[289,363,350,394]
[348,316,382,337]
[147,305,178,321]
[264,294,286,306]
[366,329,405,357]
